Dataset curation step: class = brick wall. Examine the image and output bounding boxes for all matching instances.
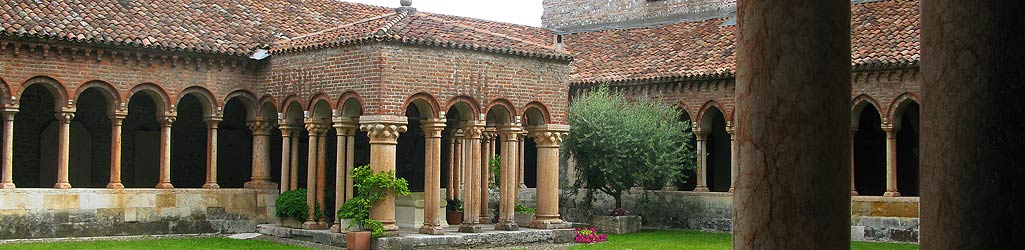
[542,0,736,31]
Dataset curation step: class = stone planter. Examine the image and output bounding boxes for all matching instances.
[278,217,303,229]
[589,215,641,234]
[515,213,534,227]
[345,230,372,250]
[446,210,463,225]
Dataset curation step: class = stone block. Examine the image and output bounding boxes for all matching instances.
[589,215,641,234]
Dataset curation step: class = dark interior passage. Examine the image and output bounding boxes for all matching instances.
[123,94,160,188]
[896,102,920,196]
[13,85,56,188]
[69,89,112,188]
[170,95,208,188]
[397,106,426,192]
[854,105,886,195]
[675,112,697,191]
[217,99,253,188]
[705,109,731,192]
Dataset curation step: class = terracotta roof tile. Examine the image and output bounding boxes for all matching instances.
[565,0,920,84]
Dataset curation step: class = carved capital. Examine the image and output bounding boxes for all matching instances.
[529,124,570,147]
[205,116,223,129]
[56,112,75,124]
[159,116,176,127]
[460,121,486,139]
[421,118,447,138]
[248,119,276,135]
[360,123,407,144]
[0,107,18,121]
[499,124,522,141]
[305,122,331,136]
[333,117,360,136]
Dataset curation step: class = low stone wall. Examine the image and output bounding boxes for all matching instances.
[557,189,920,243]
[0,188,277,239]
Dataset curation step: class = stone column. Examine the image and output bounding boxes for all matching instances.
[881,124,900,197]
[290,132,300,190]
[360,115,407,231]
[921,0,1024,247]
[693,129,709,192]
[279,124,294,193]
[529,124,569,229]
[54,111,74,189]
[315,122,328,226]
[246,119,276,189]
[733,0,851,248]
[332,117,358,232]
[155,115,176,189]
[850,128,858,196]
[496,124,521,231]
[420,118,446,235]
[445,136,455,200]
[453,129,464,200]
[0,107,15,189]
[202,117,222,189]
[302,121,324,229]
[479,128,496,223]
[518,131,526,189]
[458,121,485,233]
[726,124,736,193]
[107,112,127,189]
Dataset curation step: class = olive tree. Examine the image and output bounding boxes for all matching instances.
[564,87,694,209]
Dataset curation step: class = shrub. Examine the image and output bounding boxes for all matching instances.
[575,227,608,243]
[446,198,463,212]
[515,204,535,214]
[275,189,322,221]
[338,165,411,238]
[488,155,501,189]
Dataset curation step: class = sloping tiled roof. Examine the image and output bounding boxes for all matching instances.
[565,0,920,84]
[273,8,569,61]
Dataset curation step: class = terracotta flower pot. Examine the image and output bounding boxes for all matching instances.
[446,210,463,225]
[345,231,372,250]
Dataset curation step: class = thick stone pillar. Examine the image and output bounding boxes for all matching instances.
[54,111,74,189]
[529,124,570,229]
[302,121,326,229]
[420,118,446,235]
[850,128,858,196]
[458,121,485,233]
[726,124,736,193]
[920,0,1024,247]
[332,117,358,233]
[693,129,709,192]
[496,124,521,231]
[107,112,126,189]
[453,129,464,200]
[733,0,851,249]
[881,124,900,197]
[360,115,407,231]
[517,131,526,189]
[155,115,176,189]
[202,117,222,189]
[0,107,15,189]
[479,128,496,223]
[246,119,276,189]
[279,124,295,193]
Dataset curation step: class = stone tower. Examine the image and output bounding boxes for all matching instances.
[542,0,736,32]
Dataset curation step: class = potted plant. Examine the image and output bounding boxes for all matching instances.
[275,189,322,228]
[446,198,463,225]
[514,204,535,227]
[338,165,411,250]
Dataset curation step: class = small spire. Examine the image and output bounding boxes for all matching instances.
[400,0,412,7]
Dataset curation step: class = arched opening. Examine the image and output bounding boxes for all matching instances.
[700,107,731,192]
[522,106,547,189]
[854,105,886,196]
[171,94,211,188]
[896,101,920,196]
[218,98,254,188]
[398,102,428,193]
[70,88,113,188]
[283,101,309,190]
[309,99,336,223]
[259,101,283,187]
[675,109,697,191]
[13,84,60,187]
[123,92,163,188]
[444,100,478,203]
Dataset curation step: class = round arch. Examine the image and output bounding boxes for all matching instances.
[19,76,70,111]
[403,92,442,119]
[257,94,279,120]
[484,98,517,125]
[176,86,219,117]
[0,76,12,106]
[306,92,335,118]
[74,80,122,114]
[127,83,172,115]
[223,89,259,121]
[336,91,364,118]
[444,95,481,121]
[521,101,552,126]
[280,95,306,120]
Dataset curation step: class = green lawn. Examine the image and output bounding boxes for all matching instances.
[570,230,919,250]
[0,237,309,250]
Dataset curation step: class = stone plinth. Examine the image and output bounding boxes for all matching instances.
[395,192,448,229]
[589,215,641,234]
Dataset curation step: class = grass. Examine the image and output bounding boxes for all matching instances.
[570,230,919,250]
[0,237,310,250]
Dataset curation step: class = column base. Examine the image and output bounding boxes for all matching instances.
[458,224,483,233]
[883,191,901,197]
[519,183,527,189]
[303,221,328,230]
[419,225,445,235]
[106,182,124,189]
[54,182,71,189]
[1,182,16,189]
[202,183,220,189]
[244,180,278,189]
[479,215,492,224]
[495,221,519,231]
[330,224,341,233]
[851,190,859,196]
[529,218,570,229]
[693,187,710,192]
[155,183,174,189]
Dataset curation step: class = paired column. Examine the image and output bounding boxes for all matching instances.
[458,120,485,233]
[479,128,497,223]
[107,112,127,189]
[54,111,74,189]
[445,136,455,200]
[496,124,521,231]
[726,124,736,193]
[302,120,329,229]
[0,107,15,189]
[245,119,277,189]
[278,123,296,193]
[517,131,526,189]
[202,117,223,189]
[155,115,176,189]
[733,0,851,248]
[332,117,358,233]
[452,129,464,200]
[360,115,407,231]
[420,118,446,235]
[529,124,570,229]
[693,129,709,192]
[881,124,900,197]
[316,122,328,226]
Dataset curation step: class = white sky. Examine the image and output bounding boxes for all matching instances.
[342,0,544,27]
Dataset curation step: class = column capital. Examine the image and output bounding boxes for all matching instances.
[529,124,569,147]
[55,111,75,124]
[693,128,708,140]
[305,122,331,136]
[725,125,735,135]
[880,123,900,134]
[333,117,360,136]
[359,115,408,144]
[421,118,447,138]
[499,124,522,141]
[248,118,276,135]
[159,115,176,127]
[459,120,486,139]
[204,116,223,128]
[453,128,465,138]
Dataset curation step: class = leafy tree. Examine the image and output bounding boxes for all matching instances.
[564,87,695,209]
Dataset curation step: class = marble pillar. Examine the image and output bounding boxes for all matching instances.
[420,118,446,235]
[360,115,407,231]
[733,0,851,248]
[107,112,126,189]
[0,107,15,189]
[54,111,74,189]
[496,124,521,231]
[693,129,709,192]
[332,117,358,233]
[155,115,176,189]
[529,124,570,229]
[881,124,900,197]
[920,0,1024,247]
[726,125,736,193]
[246,119,277,189]
[458,120,484,233]
[279,124,295,193]
[202,117,222,189]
